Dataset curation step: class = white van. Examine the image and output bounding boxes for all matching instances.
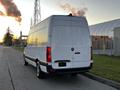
[23,15,93,78]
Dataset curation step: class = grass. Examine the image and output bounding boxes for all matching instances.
[13,46,24,52]
[90,55,120,83]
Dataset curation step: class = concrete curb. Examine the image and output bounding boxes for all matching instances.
[82,73,120,89]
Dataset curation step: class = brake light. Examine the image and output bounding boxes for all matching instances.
[46,47,51,63]
[91,47,93,60]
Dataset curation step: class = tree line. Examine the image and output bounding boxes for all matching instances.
[3,27,21,46]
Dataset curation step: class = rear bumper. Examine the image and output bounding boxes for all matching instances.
[23,55,93,74]
[47,63,93,74]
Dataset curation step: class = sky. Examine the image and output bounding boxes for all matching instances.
[0,0,120,42]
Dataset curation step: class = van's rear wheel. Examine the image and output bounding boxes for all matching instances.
[23,55,28,66]
[36,61,45,79]
[71,73,78,77]
[24,60,28,66]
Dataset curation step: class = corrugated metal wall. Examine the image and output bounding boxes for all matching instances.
[89,19,120,55]
[113,27,120,56]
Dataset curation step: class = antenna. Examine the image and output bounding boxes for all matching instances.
[33,0,41,25]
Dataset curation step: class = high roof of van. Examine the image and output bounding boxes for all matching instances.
[31,15,89,29]
[50,15,86,20]
[49,15,88,27]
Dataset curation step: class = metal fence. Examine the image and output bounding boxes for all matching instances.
[92,36,113,55]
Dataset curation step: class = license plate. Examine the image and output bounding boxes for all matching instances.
[59,62,66,67]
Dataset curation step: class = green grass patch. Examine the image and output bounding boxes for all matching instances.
[90,55,120,83]
[13,46,24,52]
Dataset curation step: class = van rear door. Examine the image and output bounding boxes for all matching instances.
[51,26,72,69]
[71,27,91,68]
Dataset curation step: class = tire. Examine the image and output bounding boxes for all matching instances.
[71,73,78,77]
[23,55,28,66]
[36,61,45,79]
[24,60,28,66]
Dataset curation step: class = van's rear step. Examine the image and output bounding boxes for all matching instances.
[47,63,92,74]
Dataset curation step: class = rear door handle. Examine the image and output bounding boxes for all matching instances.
[71,48,74,51]
[75,52,80,54]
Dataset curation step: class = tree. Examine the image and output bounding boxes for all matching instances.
[3,27,13,46]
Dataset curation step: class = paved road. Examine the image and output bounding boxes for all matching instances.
[0,46,117,90]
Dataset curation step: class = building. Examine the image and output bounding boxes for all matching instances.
[89,19,120,56]
[90,19,120,37]
[19,31,28,46]
[113,27,120,56]
[92,36,112,50]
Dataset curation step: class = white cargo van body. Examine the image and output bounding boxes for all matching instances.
[24,15,93,77]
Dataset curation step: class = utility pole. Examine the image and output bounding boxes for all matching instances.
[34,0,41,25]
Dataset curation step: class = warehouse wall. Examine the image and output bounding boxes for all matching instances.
[92,36,113,50]
[113,27,120,56]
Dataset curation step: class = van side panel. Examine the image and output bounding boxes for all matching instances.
[24,17,51,72]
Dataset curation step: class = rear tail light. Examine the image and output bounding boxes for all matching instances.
[46,47,51,63]
[91,47,93,60]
